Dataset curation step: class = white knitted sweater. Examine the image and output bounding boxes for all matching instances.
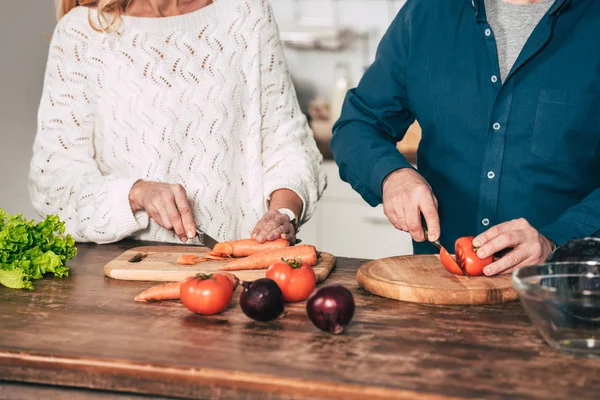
[29,0,326,244]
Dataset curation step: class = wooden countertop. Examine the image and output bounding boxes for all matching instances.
[1,241,599,399]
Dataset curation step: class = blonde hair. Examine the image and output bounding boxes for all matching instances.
[56,0,127,31]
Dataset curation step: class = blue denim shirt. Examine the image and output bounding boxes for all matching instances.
[331,0,600,254]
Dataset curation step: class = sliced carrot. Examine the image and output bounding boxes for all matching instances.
[212,238,289,258]
[176,254,210,265]
[203,254,228,261]
[219,245,318,271]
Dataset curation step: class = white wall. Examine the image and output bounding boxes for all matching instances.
[0,1,57,219]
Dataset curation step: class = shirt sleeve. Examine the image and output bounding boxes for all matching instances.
[28,17,148,244]
[258,0,327,224]
[330,1,416,207]
[539,189,600,245]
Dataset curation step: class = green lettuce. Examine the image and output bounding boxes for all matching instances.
[0,209,76,290]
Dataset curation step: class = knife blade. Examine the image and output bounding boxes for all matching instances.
[420,214,470,279]
[195,227,219,250]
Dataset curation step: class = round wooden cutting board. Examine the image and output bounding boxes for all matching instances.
[356,255,517,305]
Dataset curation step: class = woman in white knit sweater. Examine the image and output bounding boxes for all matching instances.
[29,0,326,245]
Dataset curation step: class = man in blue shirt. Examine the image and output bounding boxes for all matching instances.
[331,0,600,276]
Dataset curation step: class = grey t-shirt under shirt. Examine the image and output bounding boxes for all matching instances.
[484,0,555,82]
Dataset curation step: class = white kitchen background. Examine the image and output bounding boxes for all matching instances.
[0,0,412,259]
[270,0,413,258]
[272,0,407,111]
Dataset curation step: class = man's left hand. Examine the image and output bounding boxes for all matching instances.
[472,218,554,276]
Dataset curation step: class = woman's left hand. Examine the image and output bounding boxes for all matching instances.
[251,210,296,245]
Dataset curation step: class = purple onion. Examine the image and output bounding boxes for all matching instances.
[239,278,284,322]
[306,285,355,334]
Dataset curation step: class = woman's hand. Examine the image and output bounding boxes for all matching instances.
[251,210,296,245]
[129,181,196,242]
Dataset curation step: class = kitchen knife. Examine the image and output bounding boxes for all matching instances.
[420,214,470,279]
[195,227,219,249]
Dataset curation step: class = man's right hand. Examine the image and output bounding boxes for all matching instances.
[129,181,196,243]
[382,168,440,242]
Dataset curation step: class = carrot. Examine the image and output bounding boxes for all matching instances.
[177,254,202,265]
[211,238,289,258]
[134,281,186,302]
[203,254,228,261]
[134,273,239,302]
[218,245,318,271]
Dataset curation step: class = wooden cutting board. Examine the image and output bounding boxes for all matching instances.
[356,255,517,305]
[104,246,336,283]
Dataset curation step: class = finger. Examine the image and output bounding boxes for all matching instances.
[385,208,401,230]
[172,186,195,239]
[281,228,296,245]
[473,218,523,247]
[267,224,289,241]
[477,229,526,259]
[145,206,160,226]
[257,214,285,242]
[383,201,402,231]
[155,201,173,231]
[483,248,527,276]
[265,216,291,241]
[397,214,408,232]
[251,218,268,239]
[163,198,187,242]
[501,266,517,275]
[252,212,275,239]
[404,203,425,242]
[420,195,440,241]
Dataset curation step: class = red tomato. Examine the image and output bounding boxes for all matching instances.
[454,236,494,276]
[440,245,464,275]
[266,259,316,302]
[180,273,236,315]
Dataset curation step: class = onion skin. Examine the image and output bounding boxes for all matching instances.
[306,285,355,334]
[239,278,284,322]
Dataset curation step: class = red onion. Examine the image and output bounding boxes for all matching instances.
[306,285,355,334]
[239,278,284,322]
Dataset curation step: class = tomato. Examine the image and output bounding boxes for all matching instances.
[180,273,236,315]
[266,259,316,302]
[454,236,494,276]
[440,245,464,275]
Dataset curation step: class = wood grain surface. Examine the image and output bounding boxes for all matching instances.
[357,255,517,305]
[104,246,336,283]
[1,241,599,400]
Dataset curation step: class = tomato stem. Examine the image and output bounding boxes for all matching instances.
[282,257,302,269]
[195,273,213,280]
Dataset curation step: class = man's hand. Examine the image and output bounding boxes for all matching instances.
[129,181,196,243]
[251,210,296,244]
[473,218,554,276]
[382,168,440,242]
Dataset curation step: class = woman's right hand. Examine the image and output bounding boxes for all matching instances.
[129,181,196,242]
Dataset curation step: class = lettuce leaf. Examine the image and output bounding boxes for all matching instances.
[0,209,76,290]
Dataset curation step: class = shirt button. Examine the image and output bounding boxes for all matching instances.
[493,122,501,131]
[482,218,490,227]
[487,171,495,179]
[491,75,498,83]
[485,28,491,37]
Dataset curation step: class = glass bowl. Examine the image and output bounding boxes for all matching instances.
[512,262,600,357]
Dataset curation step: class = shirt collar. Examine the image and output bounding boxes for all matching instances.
[472,0,570,21]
